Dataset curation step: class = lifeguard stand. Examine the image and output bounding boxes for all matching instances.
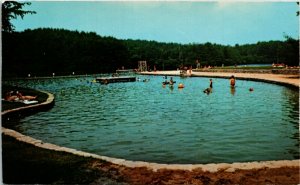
[138,61,147,72]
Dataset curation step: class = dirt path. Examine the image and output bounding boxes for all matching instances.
[89,159,299,185]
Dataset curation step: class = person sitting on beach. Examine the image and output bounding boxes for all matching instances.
[230,75,236,87]
[16,91,37,101]
[4,91,19,101]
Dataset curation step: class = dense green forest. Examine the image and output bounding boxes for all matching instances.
[2,28,299,77]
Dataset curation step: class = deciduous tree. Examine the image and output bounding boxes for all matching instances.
[2,1,36,32]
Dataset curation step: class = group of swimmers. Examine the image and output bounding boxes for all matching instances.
[162,76,187,88]
[162,76,176,86]
[204,75,236,94]
[161,74,254,95]
[162,75,239,92]
[203,75,254,94]
[137,77,150,82]
[4,91,37,102]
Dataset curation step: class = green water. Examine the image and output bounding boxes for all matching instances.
[3,75,299,164]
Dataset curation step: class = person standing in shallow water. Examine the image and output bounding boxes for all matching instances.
[230,75,236,87]
[203,79,213,94]
[209,79,213,88]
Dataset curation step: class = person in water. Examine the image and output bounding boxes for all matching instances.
[170,77,174,85]
[209,79,213,88]
[203,79,213,94]
[230,75,236,87]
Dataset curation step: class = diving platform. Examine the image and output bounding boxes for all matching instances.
[96,76,136,84]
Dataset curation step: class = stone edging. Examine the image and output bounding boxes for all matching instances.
[2,127,299,172]
[1,86,299,173]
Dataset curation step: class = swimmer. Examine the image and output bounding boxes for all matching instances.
[203,87,212,94]
[230,75,236,87]
[170,77,174,85]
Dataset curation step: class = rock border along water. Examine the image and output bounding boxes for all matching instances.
[2,73,299,173]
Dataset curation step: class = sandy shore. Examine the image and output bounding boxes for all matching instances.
[140,70,299,88]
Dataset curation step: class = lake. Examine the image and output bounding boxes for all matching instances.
[3,75,299,164]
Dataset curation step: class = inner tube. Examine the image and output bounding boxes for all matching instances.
[178,83,184,88]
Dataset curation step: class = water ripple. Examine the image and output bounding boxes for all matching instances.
[3,75,299,164]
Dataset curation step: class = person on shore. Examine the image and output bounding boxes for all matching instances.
[4,91,18,101]
[189,66,192,75]
[230,75,236,87]
[17,91,37,100]
[196,59,200,69]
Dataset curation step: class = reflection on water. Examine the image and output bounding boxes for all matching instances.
[3,75,299,164]
[282,88,299,158]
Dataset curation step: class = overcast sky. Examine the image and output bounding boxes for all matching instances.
[12,1,299,45]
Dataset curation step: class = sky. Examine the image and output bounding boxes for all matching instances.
[12,1,299,46]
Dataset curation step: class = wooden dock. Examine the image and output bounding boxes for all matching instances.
[116,69,135,73]
[96,76,136,84]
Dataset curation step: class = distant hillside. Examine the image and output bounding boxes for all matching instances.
[2,28,298,77]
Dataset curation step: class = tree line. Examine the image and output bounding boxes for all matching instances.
[2,28,299,77]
